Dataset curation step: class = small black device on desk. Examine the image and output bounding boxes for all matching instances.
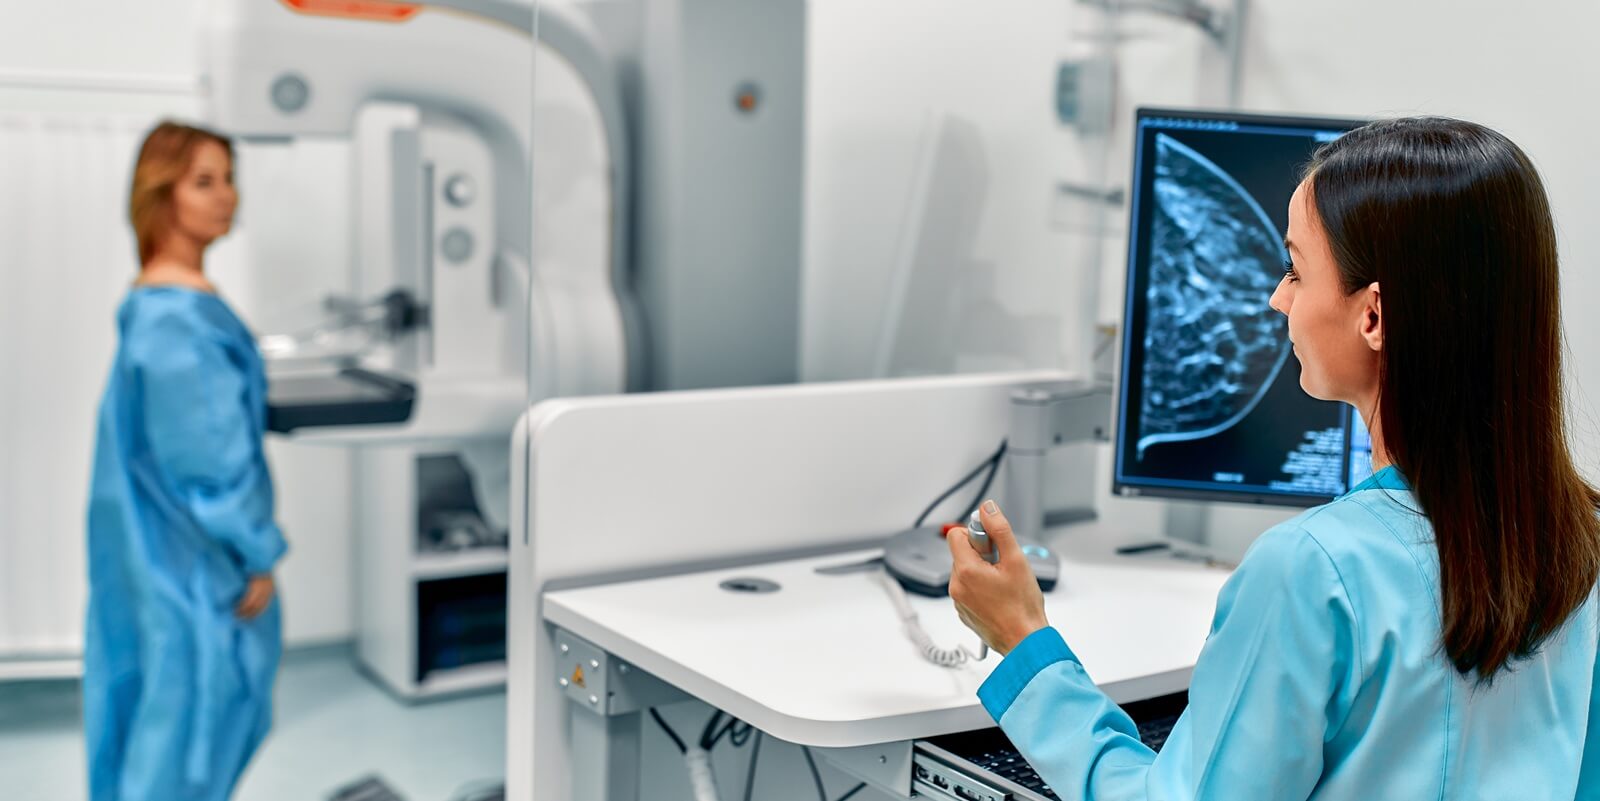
[913,691,1187,801]
[882,510,1062,597]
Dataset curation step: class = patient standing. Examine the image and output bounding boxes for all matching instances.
[84,121,286,801]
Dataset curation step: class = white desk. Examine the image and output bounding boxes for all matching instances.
[542,521,1232,795]
[509,375,1235,800]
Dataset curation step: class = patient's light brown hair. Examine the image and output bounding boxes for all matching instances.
[128,121,234,267]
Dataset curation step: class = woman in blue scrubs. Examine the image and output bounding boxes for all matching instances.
[949,117,1600,799]
[84,122,286,801]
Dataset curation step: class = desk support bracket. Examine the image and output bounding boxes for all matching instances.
[815,741,915,798]
[553,626,690,801]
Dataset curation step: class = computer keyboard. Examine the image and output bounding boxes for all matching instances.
[957,712,1180,800]
[918,692,1187,801]
[1138,712,1180,752]
[967,747,1058,799]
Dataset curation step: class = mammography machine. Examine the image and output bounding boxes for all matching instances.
[210,0,629,430]
[200,0,806,697]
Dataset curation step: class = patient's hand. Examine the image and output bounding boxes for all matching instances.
[236,574,275,620]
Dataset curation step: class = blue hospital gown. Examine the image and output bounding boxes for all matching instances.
[84,286,287,801]
[979,467,1600,799]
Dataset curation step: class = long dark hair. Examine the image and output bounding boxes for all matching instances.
[1307,117,1600,680]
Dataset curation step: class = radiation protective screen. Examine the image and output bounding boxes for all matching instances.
[1113,108,1370,506]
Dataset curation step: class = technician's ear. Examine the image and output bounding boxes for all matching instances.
[1358,282,1383,352]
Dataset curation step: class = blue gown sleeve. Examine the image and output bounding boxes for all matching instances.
[978,524,1361,800]
[134,307,287,576]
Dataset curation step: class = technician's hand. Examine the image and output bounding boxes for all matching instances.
[236,574,276,620]
[947,501,1049,655]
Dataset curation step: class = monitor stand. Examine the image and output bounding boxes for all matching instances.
[1162,501,1226,563]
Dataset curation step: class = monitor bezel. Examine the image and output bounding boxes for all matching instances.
[1110,106,1369,509]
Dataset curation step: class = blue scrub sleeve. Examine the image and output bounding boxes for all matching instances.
[979,524,1360,800]
[137,310,287,576]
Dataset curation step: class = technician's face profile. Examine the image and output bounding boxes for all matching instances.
[1270,180,1371,405]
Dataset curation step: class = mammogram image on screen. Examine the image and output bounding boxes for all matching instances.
[1137,134,1291,458]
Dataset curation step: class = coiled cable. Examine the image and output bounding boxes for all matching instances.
[877,568,988,667]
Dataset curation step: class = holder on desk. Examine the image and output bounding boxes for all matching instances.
[1003,380,1113,541]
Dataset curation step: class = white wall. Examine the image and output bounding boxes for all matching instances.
[1,0,199,78]
[803,0,1110,383]
[0,0,357,657]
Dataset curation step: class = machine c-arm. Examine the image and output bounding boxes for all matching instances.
[203,0,640,441]
[200,0,808,707]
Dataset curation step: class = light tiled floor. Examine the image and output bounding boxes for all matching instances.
[0,647,890,801]
[0,647,505,801]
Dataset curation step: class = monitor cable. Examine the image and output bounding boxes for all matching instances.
[913,439,1007,528]
[651,709,759,801]
[653,709,865,801]
[802,746,868,801]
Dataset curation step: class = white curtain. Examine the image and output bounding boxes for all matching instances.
[0,111,154,658]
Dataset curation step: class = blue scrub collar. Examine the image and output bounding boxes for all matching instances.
[1349,464,1408,494]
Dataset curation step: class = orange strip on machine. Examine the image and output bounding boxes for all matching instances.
[281,0,423,22]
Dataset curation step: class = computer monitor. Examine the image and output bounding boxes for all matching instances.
[1112,107,1371,507]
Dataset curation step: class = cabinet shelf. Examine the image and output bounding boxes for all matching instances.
[412,548,509,580]
[415,660,506,698]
